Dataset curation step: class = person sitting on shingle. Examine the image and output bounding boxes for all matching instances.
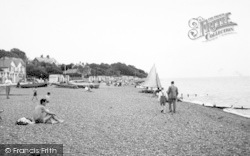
[33,99,64,124]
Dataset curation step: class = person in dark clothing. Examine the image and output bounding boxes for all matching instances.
[167,81,178,113]
[32,87,38,101]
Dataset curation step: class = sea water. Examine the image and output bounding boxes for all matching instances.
[161,77,250,118]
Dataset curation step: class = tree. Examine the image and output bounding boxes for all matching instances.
[0,49,19,58]
[77,65,91,78]
[115,70,121,76]
[60,64,66,71]
[26,63,48,79]
[26,60,63,79]
[46,65,63,75]
[10,48,28,63]
[66,63,74,70]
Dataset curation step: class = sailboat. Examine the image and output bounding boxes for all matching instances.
[141,64,162,92]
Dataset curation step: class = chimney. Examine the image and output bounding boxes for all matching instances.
[47,55,50,58]
[41,55,43,58]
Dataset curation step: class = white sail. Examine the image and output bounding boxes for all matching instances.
[142,64,162,88]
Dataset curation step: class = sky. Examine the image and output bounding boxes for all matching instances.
[0,0,250,78]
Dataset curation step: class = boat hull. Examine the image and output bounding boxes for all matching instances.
[52,83,78,89]
[69,82,100,89]
[20,83,48,88]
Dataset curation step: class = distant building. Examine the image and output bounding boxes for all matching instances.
[49,74,69,83]
[33,55,59,66]
[0,57,26,83]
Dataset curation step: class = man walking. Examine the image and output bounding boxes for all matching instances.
[167,81,178,113]
[5,77,12,99]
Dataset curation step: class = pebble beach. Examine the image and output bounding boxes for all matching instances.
[0,85,250,155]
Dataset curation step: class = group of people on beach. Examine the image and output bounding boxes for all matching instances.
[0,77,63,124]
[1,78,178,125]
[157,81,178,114]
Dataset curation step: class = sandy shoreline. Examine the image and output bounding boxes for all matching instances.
[0,85,249,155]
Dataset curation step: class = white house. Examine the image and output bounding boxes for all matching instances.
[0,57,26,83]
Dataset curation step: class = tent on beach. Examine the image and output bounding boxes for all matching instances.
[142,64,162,89]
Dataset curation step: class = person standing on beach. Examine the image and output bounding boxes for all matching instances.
[45,92,51,103]
[16,81,20,88]
[32,87,38,101]
[167,81,178,113]
[4,77,12,99]
[158,88,167,113]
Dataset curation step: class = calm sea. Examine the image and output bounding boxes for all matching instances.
[161,77,250,109]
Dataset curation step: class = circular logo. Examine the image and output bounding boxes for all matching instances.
[5,148,11,153]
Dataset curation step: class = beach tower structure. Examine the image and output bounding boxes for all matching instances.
[142,64,162,89]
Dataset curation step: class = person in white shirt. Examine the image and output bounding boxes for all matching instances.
[4,77,12,99]
[85,86,92,92]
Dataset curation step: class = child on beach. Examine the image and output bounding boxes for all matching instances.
[158,88,167,113]
[32,87,38,101]
[45,92,51,103]
[33,98,64,124]
[153,87,161,97]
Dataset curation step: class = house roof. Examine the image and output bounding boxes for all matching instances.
[34,57,59,65]
[0,57,25,68]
